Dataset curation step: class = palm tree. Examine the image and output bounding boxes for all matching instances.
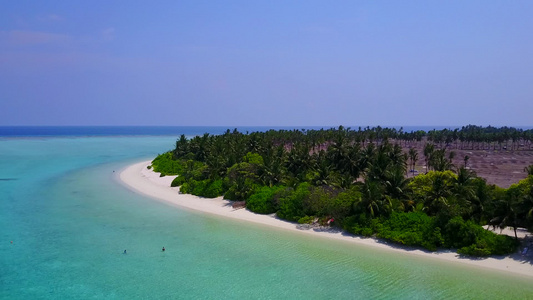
[423,143,435,173]
[429,149,454,171]
[424,172,453,216]
[248,133,264,154]
[345,144,362,181]
[453,168,477,218]
[327,133,349,174]
[524,165,533,176]
[174,134,190,159]
[286,142,311,181]
[470,177,490,224]
[389,144,407,172]
[359,143,376,177]
[357,180,389,217]
[384,166,408,200]
[227,176,255,201]
[519,185,533,231]
[366,145,392,182]
[491,196,520,240]
[206,154,228,179]
[311,153,337,187]
[408,148,418,176]
[260,146,285,187]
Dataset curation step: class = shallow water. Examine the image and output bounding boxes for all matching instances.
[1,135,532,299]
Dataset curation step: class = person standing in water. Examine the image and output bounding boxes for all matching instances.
[123,250,127,254]
[162,247,165,252]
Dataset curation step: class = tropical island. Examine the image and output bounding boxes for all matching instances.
[148,125,533,257]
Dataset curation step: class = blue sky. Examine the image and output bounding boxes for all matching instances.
[1,1,532,126]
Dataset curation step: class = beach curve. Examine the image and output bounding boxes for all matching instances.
[119,160,533,278]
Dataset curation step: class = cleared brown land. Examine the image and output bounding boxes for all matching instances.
[406,145,533,188]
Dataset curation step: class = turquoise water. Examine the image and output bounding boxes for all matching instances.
[1,136,533,299]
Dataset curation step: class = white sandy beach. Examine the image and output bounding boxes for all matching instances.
[120,160,533,278]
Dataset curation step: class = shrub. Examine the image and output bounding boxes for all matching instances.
[203,179,224,198]
[442,217,479,248]
[180,181,192,194]
[443,216,518,256]
[298,216,316,224]
[151,152,184,175]
[224,178,258,201]
[247,186,285,214]
[361,228,373,237]
[488,234,518,255]
[458,244,491,256]
[223,189,237,201]
[343,214,375,237]
[378,212,438,249]
[277,183,311,222]
[191,179,210,197]
[329,187,361,222]
[181,160,208,181]
[171,176,186,187]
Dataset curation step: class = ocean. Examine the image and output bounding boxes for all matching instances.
[0,125,464,137]
[1,127,532,299]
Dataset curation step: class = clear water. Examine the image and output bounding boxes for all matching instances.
[1,133,532,299]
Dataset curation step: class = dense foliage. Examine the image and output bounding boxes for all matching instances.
[151,152,183,176]
[152,126,533,256]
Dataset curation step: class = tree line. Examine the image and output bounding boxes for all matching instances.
[151,126,533,256]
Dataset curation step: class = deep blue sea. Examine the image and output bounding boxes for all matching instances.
[0,125,464,138]
[1,126,532,299]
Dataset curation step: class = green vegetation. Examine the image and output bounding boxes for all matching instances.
[151,152,184,175]
[247,185,285,214]
[151,126,533,256]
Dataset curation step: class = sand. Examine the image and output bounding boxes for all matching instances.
[119,160,533,278]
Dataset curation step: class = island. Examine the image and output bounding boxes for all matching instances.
[120,125,533,275]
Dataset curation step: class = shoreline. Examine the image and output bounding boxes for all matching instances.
[119,160,533,278]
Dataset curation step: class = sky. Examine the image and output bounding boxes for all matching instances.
[1,1,532,127]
